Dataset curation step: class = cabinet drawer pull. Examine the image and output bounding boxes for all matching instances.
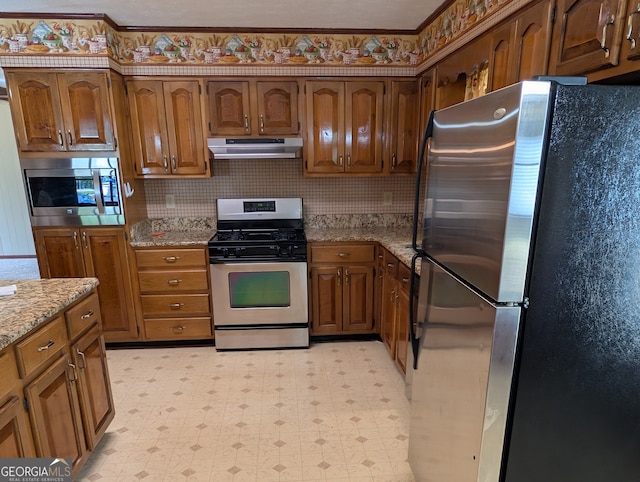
[167,279,182,285]
[392,153,397,167]
[171,155,177,171]
[67,129,73,146]
[73,231,79,249]
[627,8,640,49]
[168,303,184,309]
[259,114,265,133]
[82,231,88,248]
[244,115,250,133]
[163,256,180,263]
[67,360,78,382]
[37,340,55,352]
[345,269,350,286]
[339,154,344,167]
[81,310,94,320]
[172,325,185,333]
[347,154,351,167]
[76,349,87,370]
[163,155,168,171]
[402,277,410,283]
[337,252,349,257]
[387,262,395,268]
[601,15,615,57]
[337,269,341,286]
[58,130,64,147]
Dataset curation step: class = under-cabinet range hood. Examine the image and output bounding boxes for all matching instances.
[207,137,303,159]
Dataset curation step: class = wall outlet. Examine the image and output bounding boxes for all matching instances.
[165,194,176,209]
[383,192,393,206]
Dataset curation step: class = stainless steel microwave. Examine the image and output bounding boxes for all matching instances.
[21,158,124,226]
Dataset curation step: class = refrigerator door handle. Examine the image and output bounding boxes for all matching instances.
[409,252,425,370]
[412,110,435,253]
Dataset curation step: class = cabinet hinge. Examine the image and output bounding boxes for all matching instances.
[551,6,556,24]
[23,397,29,412]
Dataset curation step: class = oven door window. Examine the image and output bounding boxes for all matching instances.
[228,271,290,308]
[27,175,96,207]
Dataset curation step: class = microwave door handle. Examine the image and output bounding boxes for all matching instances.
[92,170,105,214]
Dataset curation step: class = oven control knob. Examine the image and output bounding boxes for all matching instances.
[222,248,229,258]
[235,247,242,257]
[287,246,293,257]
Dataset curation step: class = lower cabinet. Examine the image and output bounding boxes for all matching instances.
[134,247,213,340]
[33,227,139,342]
[1,290,114,477]
[308,243,376,335]
[378,247,415,376]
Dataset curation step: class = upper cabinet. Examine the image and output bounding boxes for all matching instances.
[6,70,115,153]
[387,80,420,174]
[549,0,629,75]
[305,80,384,175]
[127,79,209,177]
[207,79,300,136]
[513,0,554,81]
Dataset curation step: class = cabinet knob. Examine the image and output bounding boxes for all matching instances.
[173,325,185,333]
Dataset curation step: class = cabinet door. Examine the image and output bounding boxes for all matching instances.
[255,81,300,135]
[6,71,65,152]
[208,81,252,135]
[395,286,410,375]
[0,396,34,458]
[345,81,384,173]
[419,70,436,143]
[625,0,640,60]
[163,81,207,175]
[82,228,139,341]
[57,72,115,151]
[550,0,628,74]
[514,0,554,81]
[127,80,171,176]
[380,272,398,358]
[34,228,85,278]
[310,265,343,334]
[305,81,345,173]
[388,81,419,174]
[72,326,115,450]
[487,22,516,91]
[25,355,87,473]
[342,265,374,332]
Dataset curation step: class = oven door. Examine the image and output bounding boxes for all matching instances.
[210,261,309,349]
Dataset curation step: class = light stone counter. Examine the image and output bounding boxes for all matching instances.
[306,227,421,276]
[130,218,216,247]
[0,278,99,352]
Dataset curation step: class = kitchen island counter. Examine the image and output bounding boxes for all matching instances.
[0,278,99,351]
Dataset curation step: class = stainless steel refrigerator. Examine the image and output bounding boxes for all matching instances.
[408,80,640,482]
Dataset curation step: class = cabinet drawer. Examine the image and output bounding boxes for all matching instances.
[311,244,375,263]
[0,349,19,400]
[136,248,207,269]
[398,263,412,290]
[138,270,209,293]
[65,293,101,340]
[141,294,211,317]
[144,317,213,340]
[383,250,399,278]
[15,317,67,379]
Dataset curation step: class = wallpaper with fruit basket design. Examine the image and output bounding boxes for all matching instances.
[0,0,512,67]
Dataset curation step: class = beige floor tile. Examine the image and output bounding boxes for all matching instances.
[76,341,414,481]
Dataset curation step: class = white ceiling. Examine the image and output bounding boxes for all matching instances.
[0,0,442,31]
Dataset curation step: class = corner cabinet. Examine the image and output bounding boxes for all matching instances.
[308,243,376,335]
[127,79,209,177]
[33,227,139,342]
[207,79,300,136]
[6,70,115,153]
[305,80,384,175]
[387,80,420,174]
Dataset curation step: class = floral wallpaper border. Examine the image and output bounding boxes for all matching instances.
[0,0,512,68]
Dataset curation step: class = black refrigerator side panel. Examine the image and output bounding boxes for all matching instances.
[504,85,640,482]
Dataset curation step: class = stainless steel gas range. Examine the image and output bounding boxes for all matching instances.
[208,198,308,350]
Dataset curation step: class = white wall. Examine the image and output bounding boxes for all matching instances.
[0,100,35,256]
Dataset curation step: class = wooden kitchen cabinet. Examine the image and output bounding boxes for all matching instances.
[308,243,375,334]
[24,353,88,474]
[387,80,420,174]
[305,80,384,175]
[33,227,139,342]
[487,21,516,91]
[127,79,209,177]
[207,79,300,136]
[6,70,115,153]
[134,247,213,341]
[0,350,34,459]
[549,0,629,75]
[512,0,554,82]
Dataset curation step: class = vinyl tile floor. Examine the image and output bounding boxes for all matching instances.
[77,341,415,482]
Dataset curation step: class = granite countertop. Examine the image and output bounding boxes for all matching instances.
[130,218,216,247]
[306,227,420,275]
[0,278,99,352]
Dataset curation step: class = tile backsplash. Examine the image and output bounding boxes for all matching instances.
[144,159,417,219]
